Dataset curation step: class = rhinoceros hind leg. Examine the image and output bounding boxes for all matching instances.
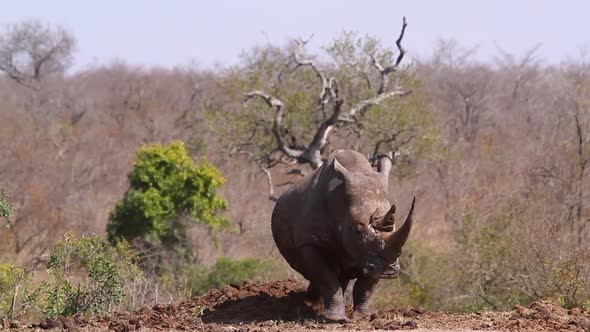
[304,282,323,310]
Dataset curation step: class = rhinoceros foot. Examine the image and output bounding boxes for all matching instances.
[352,308,375,320]
[319,309,348,323]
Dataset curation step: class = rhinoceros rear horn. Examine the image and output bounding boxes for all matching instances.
[384,203,396,224]
[385,196,415,254]
[371,204,396,231]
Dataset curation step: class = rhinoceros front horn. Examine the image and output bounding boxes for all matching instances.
[384,196,415,256]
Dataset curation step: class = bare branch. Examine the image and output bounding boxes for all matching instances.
[259,167,279,202]
[291,40,346,168]
[341,89,412,121]
[371,17,408,94]
[293,36,322,80]
[229,149,280,201]
[303,81,344,169]
[371,136,399,163]
[529,166,569,189]
[292,37,333,106]
[394,17,408,68]
[243,90,305,159]
[287,168,307,177]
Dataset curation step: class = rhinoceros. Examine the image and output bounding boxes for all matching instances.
[271,149,415,321]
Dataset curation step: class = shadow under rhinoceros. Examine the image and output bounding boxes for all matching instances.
[200,289,319,324]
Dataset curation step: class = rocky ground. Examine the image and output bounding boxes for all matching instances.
[4,279,590,331]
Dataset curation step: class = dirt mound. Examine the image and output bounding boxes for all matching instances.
[90,279,314,331]
[7,280,589,331]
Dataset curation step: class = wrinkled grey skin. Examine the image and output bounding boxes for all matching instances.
[271,150,415,321]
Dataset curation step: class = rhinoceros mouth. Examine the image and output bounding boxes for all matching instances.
[363,255,401,279]
[380,268,400,279]
[380,262,400,279]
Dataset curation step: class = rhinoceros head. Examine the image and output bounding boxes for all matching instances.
[329,156,415,279]
[366,197,415,279]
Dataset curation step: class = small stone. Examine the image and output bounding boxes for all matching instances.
[402,309,414,317]
[73,315,87,325]
[403,308,423,317]
[412,307,425,315]
[369,312,379,321]
[568,307,582,315]
[514,304,526,315]
[108,322,125,332]
[59,316,75,329]
[152,304,165,312]
[579,318,590,330]
[258,321,275,327]
[402,319,417,329]
[46,319,64,329]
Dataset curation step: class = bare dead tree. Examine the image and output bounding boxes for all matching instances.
[235,18,415,198]
[527,60,590,247]
[428,39,493,143]
[573,109,590,225]
[0,20,75,89]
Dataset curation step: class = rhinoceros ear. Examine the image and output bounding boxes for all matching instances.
[333,157,350,182]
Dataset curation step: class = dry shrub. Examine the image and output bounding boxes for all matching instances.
[375,191,589,312]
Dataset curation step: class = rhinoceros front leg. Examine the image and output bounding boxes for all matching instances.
[351,276,380,319]
[339,277,354,305]
[300,247,346,321]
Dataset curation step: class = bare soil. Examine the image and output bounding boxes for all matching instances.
[5,279,590,331]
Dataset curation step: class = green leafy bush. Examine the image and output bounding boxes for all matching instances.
[24,234,142,318]
[185,257,266,296]
[0,191,13,217]
[0,264,31,319]
[107,141,228,251]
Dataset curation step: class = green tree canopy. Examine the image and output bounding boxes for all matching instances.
[107,141,228,249]
[209,19,442,199]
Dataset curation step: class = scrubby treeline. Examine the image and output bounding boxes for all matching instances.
[0,21,588,319]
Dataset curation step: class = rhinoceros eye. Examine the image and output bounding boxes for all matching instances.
[353,223,365,235]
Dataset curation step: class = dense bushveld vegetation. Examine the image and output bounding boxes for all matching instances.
[0,20,588,320]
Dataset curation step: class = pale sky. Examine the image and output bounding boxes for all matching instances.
[1,1,589,71]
